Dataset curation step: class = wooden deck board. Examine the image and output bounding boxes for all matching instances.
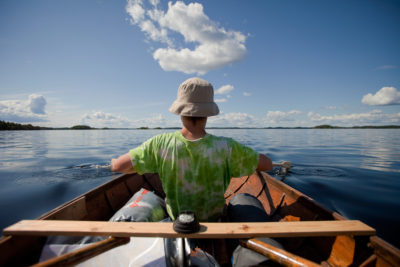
[4,220,375,239]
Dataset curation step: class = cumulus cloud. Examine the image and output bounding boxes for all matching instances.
[0,94,48,123]
[214,84,234,103]
[265,110,302,124]
[215,98,227,103]
[208,112,258,127]
[28,94,47,114]
[308,110,400,125]
[132,114,172,128]
[362,87,400,106]
[215,84,234,95]
[81,111,180,128]
[126,0,247,75]
[243,92,251,96]
[81,111,131,128]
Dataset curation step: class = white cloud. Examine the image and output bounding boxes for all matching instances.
[362,87,400,106]
[308,110,400,125]
[80,111,181,128]
[208,112,258,127]
[132,114,171,128]
[78,109,400,128]
[0,94,48,123]
[215,98,227,103]
[215,84,234,95]
[265,110,302,124]
[28,94,47,114]
[243,92,251,96]
[126,0,247,75]
[126,1,145,24]
[214,84,234,103]
[81,111,131,128]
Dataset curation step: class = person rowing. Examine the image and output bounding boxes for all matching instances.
[111,77,273,222]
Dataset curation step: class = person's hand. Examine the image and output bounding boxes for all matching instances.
[111,155,136,174]
[281,161,291,169]
[111,158,116,170]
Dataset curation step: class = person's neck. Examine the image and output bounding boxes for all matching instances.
[181,127,206,140]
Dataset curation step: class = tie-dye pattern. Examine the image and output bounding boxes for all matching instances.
[129,131,258,221]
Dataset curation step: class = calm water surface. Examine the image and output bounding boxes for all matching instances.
[0,129,399,247]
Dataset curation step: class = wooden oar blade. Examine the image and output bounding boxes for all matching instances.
[3,220,375,239]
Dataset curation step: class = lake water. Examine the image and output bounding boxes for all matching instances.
[0,129,399,248]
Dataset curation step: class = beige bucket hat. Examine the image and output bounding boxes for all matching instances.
[169,77,220,117]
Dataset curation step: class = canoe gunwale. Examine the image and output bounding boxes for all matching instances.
[257,171,400,266]
[1,171,400,266]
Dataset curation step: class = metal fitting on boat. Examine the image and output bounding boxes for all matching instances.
[173,211,200,234]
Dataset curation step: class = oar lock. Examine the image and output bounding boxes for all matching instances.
[173,211,200,234]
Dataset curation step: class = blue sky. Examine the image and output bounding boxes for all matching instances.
[1,0,399,128]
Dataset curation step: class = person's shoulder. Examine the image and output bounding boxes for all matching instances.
[154,131,173,137]
[141,132,179,149]
[209,133,234,141]
[206,134,235,146]
[151,131,180,142]
[210,135,252,150]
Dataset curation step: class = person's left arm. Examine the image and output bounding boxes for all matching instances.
[111,153,136,174]
[230,139,273,176]
[256,153,273,172]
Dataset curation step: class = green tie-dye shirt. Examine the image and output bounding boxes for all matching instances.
[129,131,258,221]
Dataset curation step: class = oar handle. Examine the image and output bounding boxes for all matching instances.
[273,161,291,169]
[32,236,130,267]
[240,238,320,267]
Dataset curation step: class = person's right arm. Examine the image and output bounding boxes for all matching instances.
[111,153,136,174]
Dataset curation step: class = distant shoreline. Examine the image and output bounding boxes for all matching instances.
[1,120,400,130]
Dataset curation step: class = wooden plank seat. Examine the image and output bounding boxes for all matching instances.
[3,220,375,239]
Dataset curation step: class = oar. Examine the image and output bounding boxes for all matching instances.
[32,237,129,267]
[272,161,291,169]
[240,238,320,267]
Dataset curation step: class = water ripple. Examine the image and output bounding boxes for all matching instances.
[15,162,113,185]
[1,129,400,248]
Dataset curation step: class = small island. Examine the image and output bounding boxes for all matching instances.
[70,125,92,130]
[313,125,340,129]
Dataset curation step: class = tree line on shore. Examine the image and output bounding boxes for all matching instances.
[1,120,399,130]
[0,120,51,130]
[0,121,85,130]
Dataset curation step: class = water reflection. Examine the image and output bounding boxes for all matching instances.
[210,129,400,173]
[0,131,49,169]
[358,130,400,172]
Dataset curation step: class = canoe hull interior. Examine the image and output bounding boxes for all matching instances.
[1,171,399,266]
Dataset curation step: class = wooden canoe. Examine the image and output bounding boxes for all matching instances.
[1,171,400,266]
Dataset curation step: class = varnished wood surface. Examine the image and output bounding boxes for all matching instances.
[1,172,399,266]
[240,239,321,267]
[4,220,375,239]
